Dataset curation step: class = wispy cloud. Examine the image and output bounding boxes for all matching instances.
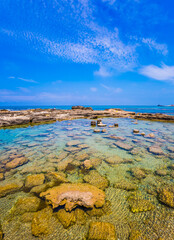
[18,77,38,83]
[101,84,122,93]
[17,87,31,93]
[139,64,174,81]
[52,80,62,84]
[90,87,97,92]
[8,76,38,83]
[142,38,168,55]
[94,66,112,77]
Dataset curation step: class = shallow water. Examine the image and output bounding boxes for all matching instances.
[0,118,174,240]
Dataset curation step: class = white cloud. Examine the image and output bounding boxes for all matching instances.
[90,87,97,92]
[17,87,31,93]
[142,38,168,55]
[139,64,174,81]
[94,66,112,77]
[18,77,38,83]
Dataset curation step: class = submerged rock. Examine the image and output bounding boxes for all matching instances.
[114,181,138,191]
[31,207,53,237]
[158,185,174,208]
[130,168,146,180]
[114,141,133,151]
[66,140,81,147]
[129,196,155,213]
[83,170,109,190]
[167,146,174,153]
[25,174,45,189]
[56,209,76,228]
[93,129,100,133]
[0,173,4,181]
[10,196,41,215]
[5,157,28,170]
[40,183,105,211]
[148,145,164,155]
[87,222,116,240]
[0,182,23,198]
[155,169,168,176]
[104,156,126,164]
[45,172,69,184]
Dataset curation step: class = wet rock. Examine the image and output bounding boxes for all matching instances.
[107,135,126,141]
[5,157,28,170]
[74,208,87,225]
[104,156,124,164]
[40,183,105,211]
[114,123,118,127]
[158,185,174,208]
[78,143,89,149]
[145,133,155,138]
[64,146,80,152]
[10,196,41,215]
[0,173,4,181]
[167,146,174,153]
[98,123,107,127]
[133,129,139,133]
[97,119,102,125]
[31,207,53,237]
[75,153,89,161]
[114,141,133,151]
[148,145,164,155]
[101,129,107,133]
[131,168,146,180]
[56,209,76,228]
[83,160,93,169]
[94,129,100,133]
[66,140,81,147]
[87,222,116,240]
[25,174,45,189]
[83,170,109,190]
[21,212,35,223]
[114,180,138,191]
[91,121,96,126]
[45,172,69,184]
[0,181,23,198]
[90,158,102,167]
[155,169,168,176]
[140,132,145,136]
[128,197,155,212]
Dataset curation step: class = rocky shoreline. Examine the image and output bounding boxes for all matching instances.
[0,106,174,128]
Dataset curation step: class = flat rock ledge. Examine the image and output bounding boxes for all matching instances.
[0,107,174,128]
[40,183,105,211]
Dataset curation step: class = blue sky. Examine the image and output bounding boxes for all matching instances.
[0,0,174,105]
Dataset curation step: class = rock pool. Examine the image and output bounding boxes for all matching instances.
[0,118,174,240]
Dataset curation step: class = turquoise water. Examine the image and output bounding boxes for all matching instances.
[0,118,174,239]
[1,105,174,115]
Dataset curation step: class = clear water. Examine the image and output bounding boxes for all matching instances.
[0,118,174,239]
[1,105,174,115]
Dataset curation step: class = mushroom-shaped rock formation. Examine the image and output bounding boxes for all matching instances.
[40,183,105,211]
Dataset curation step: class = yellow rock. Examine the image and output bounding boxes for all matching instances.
[31,207,53,237]
[158,186,174,208]
[87,222,116,240]
[0,182,23,198]
[40,183,105,211]
[56,209,76,228]
[10,196,41,215]
[25,174,45,189]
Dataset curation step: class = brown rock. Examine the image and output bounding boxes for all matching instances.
[31,207,53,237]
[158,185,174,208]
[114,181,137,191]
[87,222,116,240]
[133,129,139,133]
[45,172,69,184]
[83,170,109,190]
[0,182,23,198]
[148,145,164,155]
[40,183,105,211]
[114,141,133,151]
[131,168,146,180]
[0,173,4,181]
[5,157,28,170]
[25,174,45,189]
[56,209,76,228]
[66,140,81,146]
[10,196,41,215]
[104,156,124,164]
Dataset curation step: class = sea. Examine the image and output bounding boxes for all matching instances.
[0,105,174,239]
[0,105,174,115]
